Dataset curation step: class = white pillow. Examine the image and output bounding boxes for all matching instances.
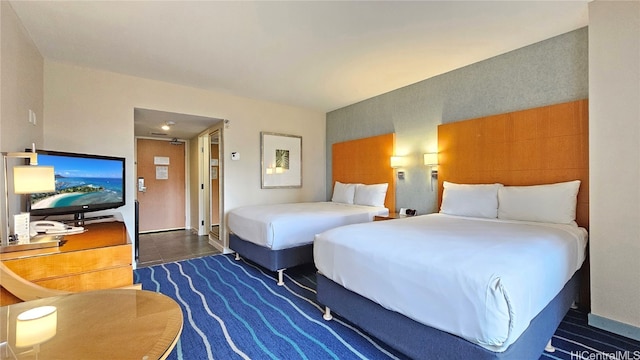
[497,180,581,224]
[440,182,503,218]
[354,183,388,207]
[331,181,357,204]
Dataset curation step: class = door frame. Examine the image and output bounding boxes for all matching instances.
[197,123,227,252]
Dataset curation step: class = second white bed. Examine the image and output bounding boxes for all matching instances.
[228,201,388,250]
[314,213,588,352]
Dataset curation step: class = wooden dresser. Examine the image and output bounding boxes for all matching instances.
[0,221,133,306]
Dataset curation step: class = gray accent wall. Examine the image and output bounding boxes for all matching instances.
[326,27,588,215]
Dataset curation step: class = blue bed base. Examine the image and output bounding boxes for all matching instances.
[317,271,580,360]
[229,233,314,279]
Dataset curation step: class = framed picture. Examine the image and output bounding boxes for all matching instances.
[261,132,302,188]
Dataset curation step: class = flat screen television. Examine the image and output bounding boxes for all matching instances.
[27,149,125,219]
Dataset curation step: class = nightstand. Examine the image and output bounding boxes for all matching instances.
[373,213,406,221]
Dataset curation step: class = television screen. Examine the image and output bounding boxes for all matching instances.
[28,149,125,217]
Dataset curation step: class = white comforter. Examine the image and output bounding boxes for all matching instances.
[228,202,388,250]
[314,213,588,352]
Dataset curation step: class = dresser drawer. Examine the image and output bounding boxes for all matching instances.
[3,244,131,282]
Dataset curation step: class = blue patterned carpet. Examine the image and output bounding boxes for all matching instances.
[134,254,640,360]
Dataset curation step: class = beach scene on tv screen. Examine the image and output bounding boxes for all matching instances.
[31,154,123,209]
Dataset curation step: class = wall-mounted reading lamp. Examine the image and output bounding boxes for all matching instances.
[390,156,406,180]
[2,145,55,246]
[423,153,438,191]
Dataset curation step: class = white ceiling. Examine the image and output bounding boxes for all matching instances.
[10,0,589,138]
[133,108,222,140]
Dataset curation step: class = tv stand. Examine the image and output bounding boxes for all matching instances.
[71,213,115,226]
[0,220,133,305]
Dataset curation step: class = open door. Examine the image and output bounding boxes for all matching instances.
[198,125,226,252]
[210,130,220,229]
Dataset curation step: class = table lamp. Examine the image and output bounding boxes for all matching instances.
[2,146,55,245]
[15,305,58,358]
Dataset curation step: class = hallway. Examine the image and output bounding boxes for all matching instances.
[136,229,220,268]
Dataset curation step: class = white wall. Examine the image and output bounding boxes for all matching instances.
[43,61,326,249]
[0,1,44,241]
[588,0,640,340]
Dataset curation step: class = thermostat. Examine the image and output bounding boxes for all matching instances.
[231,152,240,160]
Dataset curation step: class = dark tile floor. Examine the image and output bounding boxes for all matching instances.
[136,229,221,268]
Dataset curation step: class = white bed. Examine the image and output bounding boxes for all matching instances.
[315,180,588,358]
[228,201,388,250]
[228,182,389,285]
[315,213,587,352]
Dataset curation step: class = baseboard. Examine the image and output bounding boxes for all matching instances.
[588,313,640,341]
[208,235,224,252]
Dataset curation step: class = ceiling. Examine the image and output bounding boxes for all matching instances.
[133,108,223,140]
[10,1,589,138]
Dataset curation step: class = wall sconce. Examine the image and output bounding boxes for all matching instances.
[390,156,405,180]
[390,156,404,168]
[423,153,439,191]
[2,146,56,246]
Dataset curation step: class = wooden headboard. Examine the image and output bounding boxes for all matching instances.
[332,133,396,213]
[438,99,589,229]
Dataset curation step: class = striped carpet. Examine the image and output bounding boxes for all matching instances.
[134,254,640,360]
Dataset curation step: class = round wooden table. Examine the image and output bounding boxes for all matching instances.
[0,289,183,360]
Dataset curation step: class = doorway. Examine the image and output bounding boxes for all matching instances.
[133,108,225,266]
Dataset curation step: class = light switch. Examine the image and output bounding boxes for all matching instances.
[28,109,37,125]
[231,152,240,160]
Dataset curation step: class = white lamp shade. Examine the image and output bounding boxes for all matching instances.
[13,166,55,194]
[423,153,438,166]
[390,156,404,168]
[15,306,58,347]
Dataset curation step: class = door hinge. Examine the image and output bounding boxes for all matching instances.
[201,184,204,190]
[201,220,204,226]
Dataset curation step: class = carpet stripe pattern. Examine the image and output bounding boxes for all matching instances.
[134,254,640,360]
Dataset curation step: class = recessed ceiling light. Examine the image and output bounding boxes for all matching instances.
[161,121,176,131]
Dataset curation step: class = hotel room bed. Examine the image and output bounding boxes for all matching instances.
[315,212,588,359]
[228,183,389,284]
[314,99,590,360]
[229,132,397,285]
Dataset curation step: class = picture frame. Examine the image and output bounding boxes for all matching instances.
[261,132,302,188]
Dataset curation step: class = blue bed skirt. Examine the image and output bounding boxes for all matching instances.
[229,233,314,271]
[317,271,580,360]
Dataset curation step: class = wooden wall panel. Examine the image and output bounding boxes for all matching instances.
[437,99,589,229]
[332,133,396,213]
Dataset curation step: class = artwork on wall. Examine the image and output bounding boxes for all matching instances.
[261,132,302,188]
